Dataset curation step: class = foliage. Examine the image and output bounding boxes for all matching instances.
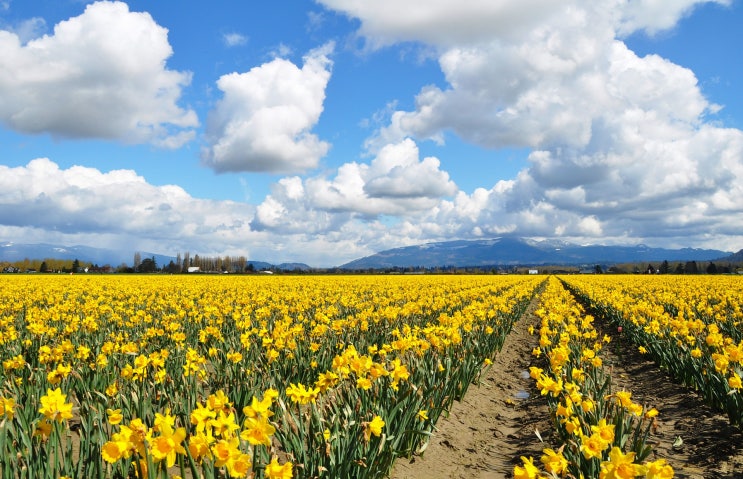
[517,277,673,479]
[0,274,540,478]
[562,275,743,427]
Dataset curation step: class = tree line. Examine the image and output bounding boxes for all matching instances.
[0,258,103,273]
[130,252,263,274]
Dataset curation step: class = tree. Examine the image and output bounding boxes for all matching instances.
[133,252,142,270]
[684,261,698,274]
[164,260,179,274]
[594,265,603,274]
[659,260,670,274]
[137,257,158,273]
[706,262,718,274]
[674,263,684,274]
[40,261,48,273]
[72,259,80,273]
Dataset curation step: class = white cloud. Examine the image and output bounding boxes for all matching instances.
[318,0,568,47]
[616,0,731,36]
[223,32,247,47]
[0,157,402,267]
[317,0,743,253]
[318,0,727,46]
[0,158,253,255]
[9,16,46,43]
[371,26,711,154]
[251,138,457,233]
[0,1,197,147]
[201,43,334,173]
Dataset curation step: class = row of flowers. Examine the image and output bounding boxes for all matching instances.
[561,275,743,427]
[514,276,674,479]
[0,274,541,478]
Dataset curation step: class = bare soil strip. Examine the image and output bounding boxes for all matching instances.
[389,292,551,479]
[388,283,743,479]
[593,313,743,479]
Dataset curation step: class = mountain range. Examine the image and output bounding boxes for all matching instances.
[339,237,735,269]
[0,242,165,267]
[1,238,739,271]
[0,242,309,271]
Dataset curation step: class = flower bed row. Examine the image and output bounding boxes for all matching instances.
[0,274,541,478]
[515,276,673,479]
[561,275,743,427]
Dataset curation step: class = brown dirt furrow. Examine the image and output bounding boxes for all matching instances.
[389,281,743,479]
[389,292,551,479]
[594,315,743,479]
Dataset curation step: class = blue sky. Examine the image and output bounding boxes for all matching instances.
[1,0,741,267]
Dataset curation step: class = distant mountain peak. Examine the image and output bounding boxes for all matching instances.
[0,241,311,271]
[340,237,731,269]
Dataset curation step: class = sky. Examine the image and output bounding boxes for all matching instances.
[1,0,742,267]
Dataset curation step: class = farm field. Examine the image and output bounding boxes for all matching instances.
[0,274,742,478]
[392,276,743,479]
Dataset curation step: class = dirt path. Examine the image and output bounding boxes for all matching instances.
[596,319,743,479]
[389,292,551,479]
[388,283,743,479]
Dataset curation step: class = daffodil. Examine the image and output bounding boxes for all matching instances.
[150,426,187,468]
[365,415,385,441]
[513,456,540,479]
[581,432,609,460]
[106,408,123,425]
[38,388,74,423]
[265,457,294,479]
[599,446,646,479]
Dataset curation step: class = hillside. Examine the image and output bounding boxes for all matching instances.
[717,249,743,263]
[0,242,309,271]
[340,237,730,269]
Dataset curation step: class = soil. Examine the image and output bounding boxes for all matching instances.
[388,287,743,479]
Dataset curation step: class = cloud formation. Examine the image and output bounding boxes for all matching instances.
[0,1,197,147]
[223,32,247,47]
[0,158,404,266]
[318,0,729,46]
[201,43,334,173]
[0,158,253,256]
[251,138,457,232]
[316,0,743,254]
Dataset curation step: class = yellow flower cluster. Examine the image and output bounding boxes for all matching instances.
[102,389,290,478]
[0,273,542,477]
[563,274,743,426]
[517,277,673,479]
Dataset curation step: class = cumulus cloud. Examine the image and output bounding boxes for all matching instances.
[0,158,253,254]
[223,32,247,47]
[317,0,566,47]
[7,16,47,43]
[0,157,398,267]
[0,1,197,147]
[318,0,743,252]
[201,43,334,173]
[251,138,457,232]
[318,0,728,47]
[616,0,731,36]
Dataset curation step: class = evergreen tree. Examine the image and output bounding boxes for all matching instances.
[659,260,669,274]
